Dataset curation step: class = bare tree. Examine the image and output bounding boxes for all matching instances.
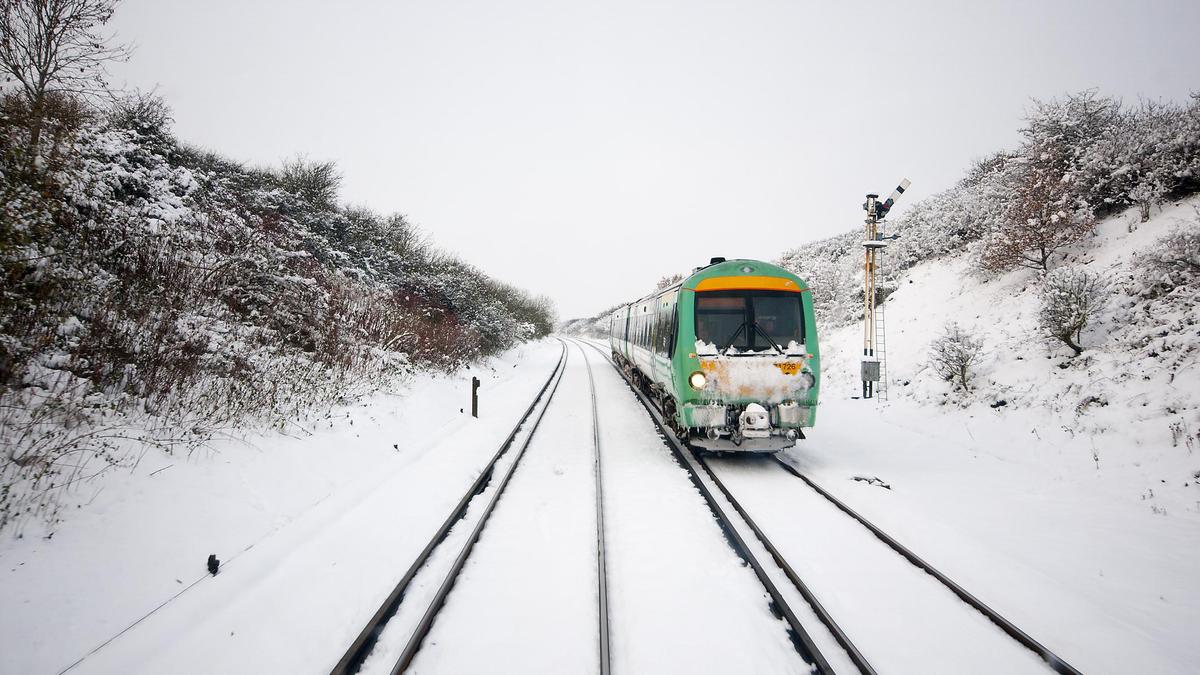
[0,0,130,155]
[1038,266,1108,356]
[929,322,982,392]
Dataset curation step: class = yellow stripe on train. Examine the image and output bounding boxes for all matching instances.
[693,276,807,293]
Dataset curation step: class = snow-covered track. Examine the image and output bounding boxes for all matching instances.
[769,457,1083,675]
[573,339,839,675]
[330,341,568,675]
[575,342,613,675]
[690,451,876,675]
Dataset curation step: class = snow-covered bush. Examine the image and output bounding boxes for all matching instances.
[928,322,982,392]
[0,96,554,532]
[1038,266,1109,356]
[280,155,341,212]
[1134,219,1200,294]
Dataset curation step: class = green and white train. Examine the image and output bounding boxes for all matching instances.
[609,257,820,453]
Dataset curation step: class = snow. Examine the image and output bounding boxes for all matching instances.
[392,342,599,674]
[0,341,563,675]
[776,396,1200,674]
[710,456,1049,673]
[580,344,808,674]
[2,197,1197,675]
[787,198,1200,673]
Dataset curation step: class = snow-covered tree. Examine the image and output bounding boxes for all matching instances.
[1038,266,1109,356]
[928,322,982,392]
[978,152,1095,272]
[978,95,1114,273]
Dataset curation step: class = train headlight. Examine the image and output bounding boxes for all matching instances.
[800,372,816,390]
[688,371,707,389]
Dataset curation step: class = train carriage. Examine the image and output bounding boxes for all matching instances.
[609,257,819,453]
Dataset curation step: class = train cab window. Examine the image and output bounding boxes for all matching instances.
[753,295,804,349]
[696,291,803,353]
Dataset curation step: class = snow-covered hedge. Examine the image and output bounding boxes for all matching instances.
[0,94,554,532]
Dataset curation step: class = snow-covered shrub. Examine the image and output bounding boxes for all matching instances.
[1134,219,1200,294]
[1038,266,1109,356]
[928,322,982,392]
[0,96,554,533]
[280,155,341,211]
[1081,97,1200,222]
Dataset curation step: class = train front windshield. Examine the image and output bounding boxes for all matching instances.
[695,291,804,353]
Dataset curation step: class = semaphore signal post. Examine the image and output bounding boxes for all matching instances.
[861,178,910,400]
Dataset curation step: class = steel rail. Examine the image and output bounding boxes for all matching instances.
[694,455,877,675]
[582,335,1082,674]
[389,342,571,674]
[576,339,835,675]
[772,456,1083,675]
[330,341,567,675]
[572,341,613,675]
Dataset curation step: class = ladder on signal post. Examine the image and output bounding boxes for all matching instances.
[874,248,888,401]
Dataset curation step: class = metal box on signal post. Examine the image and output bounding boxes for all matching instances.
[861,358,880,383]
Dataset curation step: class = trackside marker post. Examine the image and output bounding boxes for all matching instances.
[471,376,480,418]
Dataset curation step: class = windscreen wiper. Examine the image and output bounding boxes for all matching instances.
[717,322,746,355]
[751,322,786,355]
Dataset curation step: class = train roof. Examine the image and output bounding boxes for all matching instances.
[681,258,805,292]
[618,259,807,309]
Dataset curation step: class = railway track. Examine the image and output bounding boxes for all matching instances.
[578,337,1081,675]
[577,342,614,675]
[329,341,568,674]
[760,455,1083,675]
[571,338,850,675]
[332,339,614,675]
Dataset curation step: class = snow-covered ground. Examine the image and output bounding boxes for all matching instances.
[776,395,1199,675]
[787,198,1200,673]
[0,341,563,674]
[3,200,1197,675]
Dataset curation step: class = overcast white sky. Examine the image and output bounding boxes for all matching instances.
[108,0,1199,319]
